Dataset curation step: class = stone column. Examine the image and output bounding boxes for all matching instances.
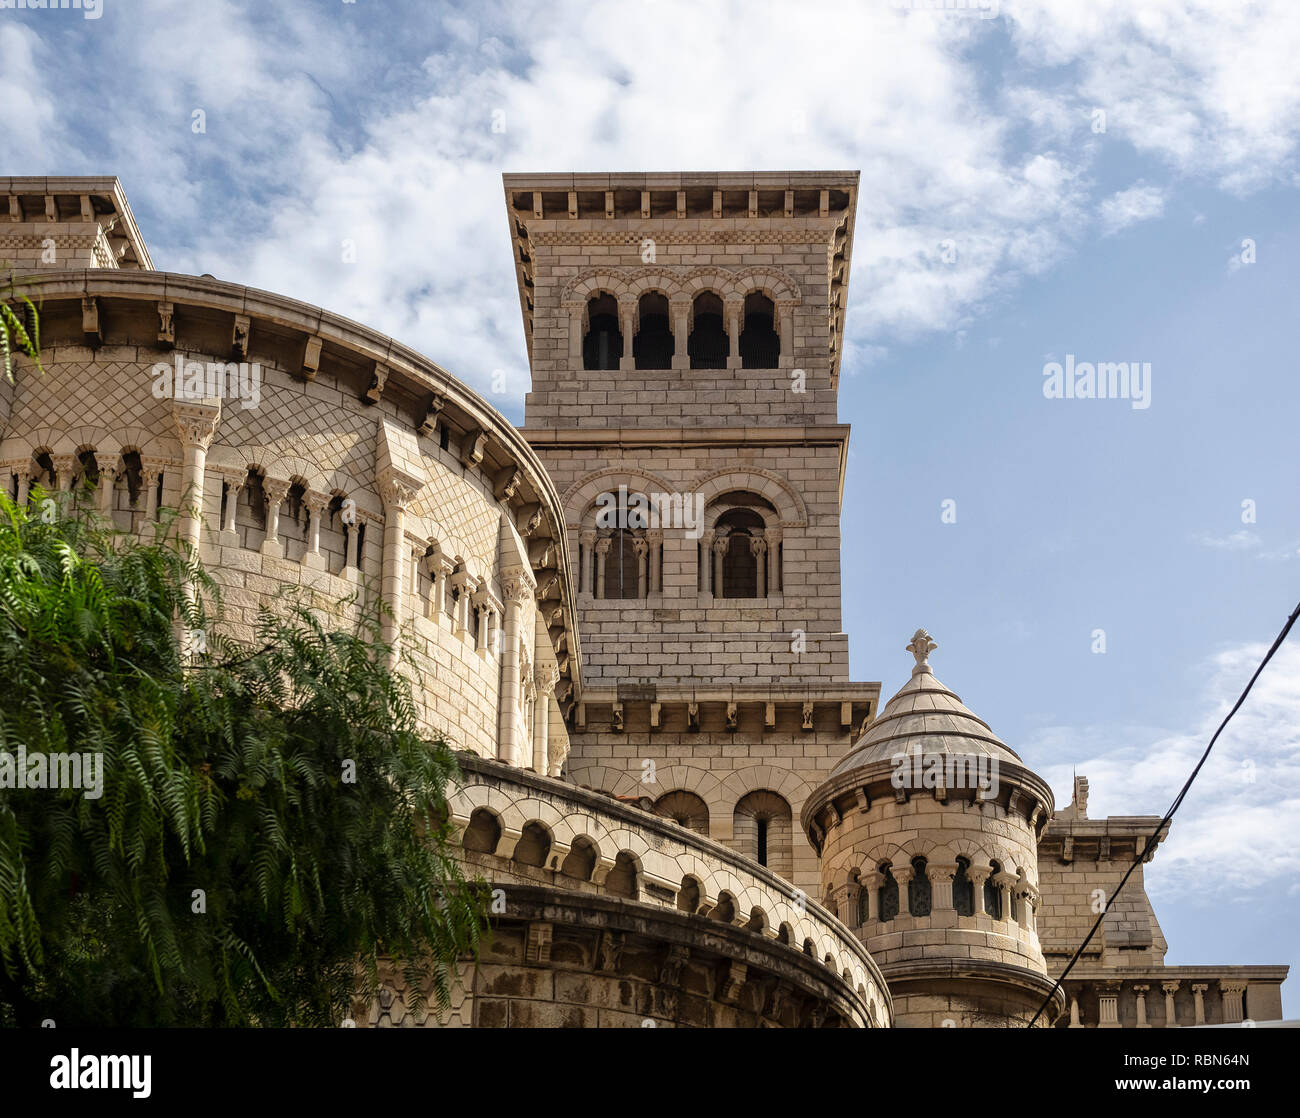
[1068,996,1083,1028]
[931,862,958,912]
[1161,981,1180,1028]
[52,454,76,493]
[579,529,595,596]
[618,294,636,371]
[499,574,534,766]
[670,297,691,370]
[767,526,783,591]
[377,474,419,664]
[633,536,649,599]
[1220,981,1246,1025]
[725,297,742,368]
[993,870,1017,923]
[967,866,990,919]
[260,478,291,557]
[97,462,117,515]
[15,468,30,506]
[1191,983,1208,1026]
[890,863,913,919]
[593,535,611,600]
[750,531,768,597]
[303,491,328,569]
[1134,985,1150,1028]
[531,666,558,773]
[449,569,472,637]
[429,551,449,618]
[219,473,244,544]
[172,400,221,558]
[775,300,794,368]
[141,462,164,526]
[1097,982,1121,1029]
[862,872,881,922]
[699,528,715,595]
[712,531,729,598]
[646,528,662,594]
[343,516,361,575]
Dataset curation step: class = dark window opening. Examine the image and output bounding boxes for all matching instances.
[582,293,622,371]
[633,292,674,369]
[739,291,780,368]
[688,292,728,369]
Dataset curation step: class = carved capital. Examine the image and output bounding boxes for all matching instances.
[172,400,221,451]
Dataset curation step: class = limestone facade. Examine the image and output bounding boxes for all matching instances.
[3,174,1286,1028]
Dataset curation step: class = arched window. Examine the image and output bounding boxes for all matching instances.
[858,885,872,925]
[715,508,765,598]
[688,292,728,369]
[634,292,674,369]
[560,836,597,881]
[654,790,710,835]
[739,291,779,368]
[953,856,975,916]
[582,293,622,371]
[733,790,792,876]
[461,808,501,854]
[877,864,899,922]
[605,851,638,899]
[601,528,640,599]
[985,860,1002,918]
[908,856,932,916]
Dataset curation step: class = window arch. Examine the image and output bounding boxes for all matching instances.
[582,293,622,370]
[688,291,727,369]
[909,856,932,917]
[733,790,792,876]
[739,291,779,368]
[985,860,1003,918]
[877,863,899,922]
[953,856,975,916]
[654,790,710,835]
[633,291,674,369]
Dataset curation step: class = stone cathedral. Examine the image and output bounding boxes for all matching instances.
[0,172,1286,1027]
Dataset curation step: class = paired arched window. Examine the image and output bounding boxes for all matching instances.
[715,508,766,598]
[908,856,932,917]
[739,292,780,368]
[634,292,674,369]
[582,293,622,370]
[877,863,899,922]
[688,292,728,369]
[733,790,792,876]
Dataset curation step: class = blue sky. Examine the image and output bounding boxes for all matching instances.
[3,0,1298,1011]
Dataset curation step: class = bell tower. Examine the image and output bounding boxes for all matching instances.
[503,172,879,893]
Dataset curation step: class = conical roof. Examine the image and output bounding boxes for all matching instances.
[830,629,1021,778]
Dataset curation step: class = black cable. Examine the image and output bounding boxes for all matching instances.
[1027,598,1300,1027]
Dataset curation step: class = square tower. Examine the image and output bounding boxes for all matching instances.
[504,172,878,891]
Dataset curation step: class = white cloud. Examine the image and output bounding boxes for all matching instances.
[1033,641,1300,900]
[1098,182,1167,235]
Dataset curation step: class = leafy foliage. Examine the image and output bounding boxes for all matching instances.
[0,493,488,1026]
[1,291,42,385]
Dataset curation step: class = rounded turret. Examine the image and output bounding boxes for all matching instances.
[801,630,1064,1027]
